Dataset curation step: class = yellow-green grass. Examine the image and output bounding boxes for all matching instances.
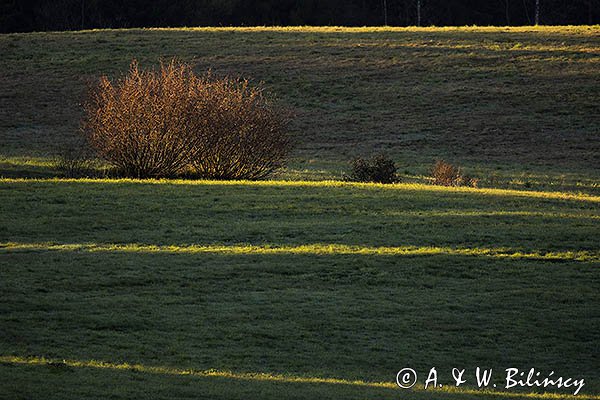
[1,241,598,262]
[2,177,600,201]
[1,179,598,399]
[2,355,600,400]
[0,26,598,191]
[1,24,599,399]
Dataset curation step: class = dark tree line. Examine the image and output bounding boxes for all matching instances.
[1,0,598,33]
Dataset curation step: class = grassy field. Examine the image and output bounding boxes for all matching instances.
[0,26,599,399]
[0,26,599,191]
[1,179,599,399]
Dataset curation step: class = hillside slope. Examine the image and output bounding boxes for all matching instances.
[0,26,598,190]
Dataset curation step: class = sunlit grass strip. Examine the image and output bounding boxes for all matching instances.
[384,210,600,220]
[0,355,597,400]
[1,242,597,262]
[71,25,600,34]
[1,178,599,203]
[0,156,56,168]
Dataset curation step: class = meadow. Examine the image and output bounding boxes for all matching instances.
[0,26,599,189]
[0,26,599,399]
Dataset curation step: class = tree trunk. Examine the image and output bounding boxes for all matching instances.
[522,0,531,24]
[535,0,540,25]
[80,0,85,30]
[505,0,510,26]
[417,0,421,26]
[383,0,388,26]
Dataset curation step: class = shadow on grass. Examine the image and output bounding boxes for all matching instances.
[0,162,59,179]
[1,356,595,400]
[1,250,598,395]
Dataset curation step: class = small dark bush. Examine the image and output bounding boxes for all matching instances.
[431,160,478,187]
[345,153,398,184]
[55,146,96,178]
[82,59,290,179]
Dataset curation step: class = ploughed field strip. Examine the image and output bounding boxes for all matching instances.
[0,179,599,399]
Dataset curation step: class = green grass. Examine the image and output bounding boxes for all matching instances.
[1,25,599,399]
[0,26,599,191]
[1,179,599,399]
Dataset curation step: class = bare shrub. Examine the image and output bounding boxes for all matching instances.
[83,60,201,178]
[465,176,479,188]
[82,59,290,179]
[190,79,291,180]
[54,142,97,178]
[55,151,90,178]
[345,153,398,184]
[431,160,478,187]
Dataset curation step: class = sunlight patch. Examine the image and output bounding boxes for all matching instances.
[0,242,597,262]
[1,177,599,202]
